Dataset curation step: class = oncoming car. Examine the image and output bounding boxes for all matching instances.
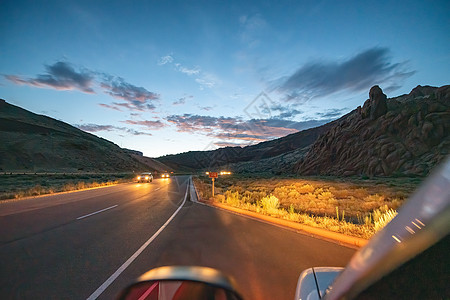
[137,172,153,183]
[161,172,170,178]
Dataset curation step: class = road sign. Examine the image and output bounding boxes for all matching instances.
[209,172,218,178]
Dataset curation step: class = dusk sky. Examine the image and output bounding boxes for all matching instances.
[1,0,449,157]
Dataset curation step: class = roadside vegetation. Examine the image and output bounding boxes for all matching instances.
[193,175,422,239]
[0,173,136,200]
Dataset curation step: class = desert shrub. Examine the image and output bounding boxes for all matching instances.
[352,188,369,199]
[317,191,334,201]
[362,194,385,210]
[260,195,279,213]
[297,183,315,194]
[273,186,288,201]
[63,183,76,191]
[327,197,338,206]
[300,193,317,203]
[314,187,324,195]
[374,208,398,232]
[216,194,225,203]
[225,190,240,207]
[390,198,404,210]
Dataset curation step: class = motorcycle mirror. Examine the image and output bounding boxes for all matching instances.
[117,266,243,300]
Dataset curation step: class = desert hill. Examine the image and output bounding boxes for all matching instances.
[158,85,449,177]
[294,85,450,176]
[157,120,336,172]
[0,99,171,173]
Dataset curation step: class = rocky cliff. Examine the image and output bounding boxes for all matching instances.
[294,85,450,176]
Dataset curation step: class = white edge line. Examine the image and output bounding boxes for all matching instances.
[190,176,206,206]
[86,178,189,300]
[76,205,118,220]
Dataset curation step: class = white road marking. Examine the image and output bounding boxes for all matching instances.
[86,179,189,300]
[76,205,118,220]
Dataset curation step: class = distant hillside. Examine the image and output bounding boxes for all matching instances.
[158,85,449,177]
[158,120,335,172]
[0,99,171,173]
[294,85,450,177]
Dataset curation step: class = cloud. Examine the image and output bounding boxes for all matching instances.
[176,64,200,75]
[125,128,153,136]
[100,76,159,111]
[122,119,166,130]
[6,60,160,112]
[76,123,152,136]
[77,124,116,132]
[275,47,415,102]
[200,106,213,111]
[5,62,95,93]
[315,108,349,119]
[99,103,121,111]
[165,114,329,145]
[158,55,174,65]
[265,103,303,119]
[157,54,218,90]
[173,98,186,105]
[195,73,219,89]
[173,95,193,106]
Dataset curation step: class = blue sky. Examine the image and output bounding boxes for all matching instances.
[1,0,449,157]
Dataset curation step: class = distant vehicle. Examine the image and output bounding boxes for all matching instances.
[161,172,170,178]
[137,172,153,183]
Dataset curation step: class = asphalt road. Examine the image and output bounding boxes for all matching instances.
[0,175,356,300]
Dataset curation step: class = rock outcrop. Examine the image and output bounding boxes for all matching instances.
[294,85,450,177]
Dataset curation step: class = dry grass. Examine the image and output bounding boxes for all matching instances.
[193,175,421,239]
[0,173,135,200]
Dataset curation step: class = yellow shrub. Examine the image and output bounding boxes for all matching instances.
[374,209,398,232]
[260,195,280,213]
[317,191,334,201]
[297,184,315,194]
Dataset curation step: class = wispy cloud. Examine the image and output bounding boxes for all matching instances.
[76,123,152,136]
[5,61,160,112]
[77,124,116,132]
[172,95,193,106]
[274,47,415,102]
[173,97,186,105]
[165,114,330,146]
[5,62,95,93]
[100,75,159,111]
[122,119,166,130]
[315,108,349,119]
[158,55,174,65]
[199,106,214,111]
[98,103,121,111]
[157,54,218,89]
[176,64,200,75]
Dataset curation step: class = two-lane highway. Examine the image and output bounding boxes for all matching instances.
[0,176,356,299]
[0,176,187,299]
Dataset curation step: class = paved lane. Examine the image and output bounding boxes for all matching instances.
[0,176,356,299]
[98,193,356,300]
[0,176,189,299]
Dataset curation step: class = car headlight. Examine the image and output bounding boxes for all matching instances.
[137,176,141,180]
